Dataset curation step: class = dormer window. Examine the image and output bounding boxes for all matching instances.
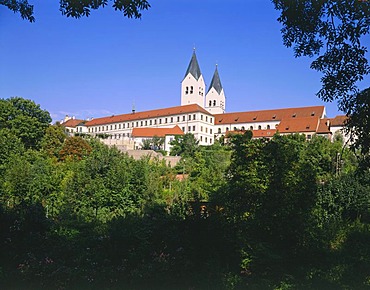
[253,116,257,120]
[311,112,315,116]
[292,113,296,118]
[272,115,276,119]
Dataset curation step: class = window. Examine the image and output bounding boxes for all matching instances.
[123,133,126,137]
[177,116,180,122]
[183,115,185,121]
[234,127,237,131]
[201,115,203,120]
[136,122,139,127]
[200,136,203,141]
[213,100,216,106]
[170,117,173,123]
[182,127,185,132]
[159,119,162,124]
[123,123,125,129]
[115,124,117,129]
[209,100,212,106]
[185,86,189,94]
[150,120,152,125]
[193,125,195,131]
[210,138,212,143]
[205,137,208,142]
[106,126,108,131]
[307,134,312,140]
[165,118,168,123]
[132,122,134,127]
[218,128,221,134]
[145,120,147,126]
[258,125,262,130]
[206,127,208,133]
[226,127,229,131]
[119,124,121,129]
[190,86,193,94]
[188,126,191,131]
[201,126,203,132]
[210,118,213,123]
[99,127,101,132]
[127,133,130,137]
[193,114,196,120]
[267,125,270,129]
[210,129,212,134]
[188,115,191,120]
[250,126,253,130]
[206,116,208,122]
[241,126,245,130]
[95,127,97,132]
[110,125,112,130]
[154,119,157,125]
[140,121,143,126]
[88,128,91,133]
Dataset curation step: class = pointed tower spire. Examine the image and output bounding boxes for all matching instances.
[205,64,226,114]
[207,64,223,94]
[184,50,202,80]
[181,50,206,108]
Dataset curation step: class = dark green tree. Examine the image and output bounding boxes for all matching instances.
[170,133,199,158]
[0,97,51,149]
[1,0,150,22]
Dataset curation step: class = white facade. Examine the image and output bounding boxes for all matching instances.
[181,74,205,107]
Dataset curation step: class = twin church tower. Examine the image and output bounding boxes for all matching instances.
[181,50,226,114]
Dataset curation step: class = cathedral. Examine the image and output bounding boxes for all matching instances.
[61,51,346,153]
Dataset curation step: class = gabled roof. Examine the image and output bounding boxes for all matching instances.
[329,115,347,127]
[184,51,202,80]
[277,117,321,133]
[317,119,331,134]
[214,106,325,125]
[85,104,211,126]
[207,66,223,94]
[132,125,184,138]
[61,119,85,128]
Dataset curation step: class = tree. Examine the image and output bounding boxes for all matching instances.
[169,133,199,158]
[40,124,67,158]
[59,136,92,161]
[1,0,150,22]
[0,97,52,149]
[272,0,370,112]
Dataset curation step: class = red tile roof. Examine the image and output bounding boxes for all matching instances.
[61,119,85,128]
[132,125,184,138]
[317,119,331,134]
[277,117,320,133]
[329,115,347,126]
[85,104,211,126]
[214,106,325,124]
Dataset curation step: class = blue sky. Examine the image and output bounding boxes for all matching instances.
[0,0,368,121]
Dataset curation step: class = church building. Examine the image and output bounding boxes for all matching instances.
[64,51,345,152]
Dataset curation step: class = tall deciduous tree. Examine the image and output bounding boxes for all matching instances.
[170,133,199,158]
[0,97,51,149]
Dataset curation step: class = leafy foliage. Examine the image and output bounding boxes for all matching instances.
[0,0,150,22]
[273,0,370,111]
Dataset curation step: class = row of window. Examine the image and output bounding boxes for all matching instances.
[217,124,272,134]
[87,114,214,133]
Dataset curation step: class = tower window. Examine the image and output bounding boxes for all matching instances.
[213,100,216,106]
[185,86,189,94]
[190,86,193,94]
[209,100,212,106]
